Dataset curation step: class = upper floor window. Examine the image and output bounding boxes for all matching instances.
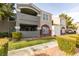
[46,14,48,20]
[43,14,46,20]
[60,19,65,26]
[43,13,48,20]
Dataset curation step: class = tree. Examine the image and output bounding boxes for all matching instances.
[0,3,15,21]
[59,13,77,29]
[0,3,5,20]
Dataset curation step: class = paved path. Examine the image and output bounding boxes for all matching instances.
[34,46,64,56]
[8,41,57,56]
[8,41,79,56]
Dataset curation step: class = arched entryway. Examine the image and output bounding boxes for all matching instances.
[61,27,66,35]
[40,24,51,36]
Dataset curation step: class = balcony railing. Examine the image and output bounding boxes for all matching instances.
[16,13,40,25]
[20,31,40,38]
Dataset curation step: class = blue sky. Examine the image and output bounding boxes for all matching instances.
[35,3,79,23]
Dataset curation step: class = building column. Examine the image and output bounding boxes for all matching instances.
[15,9,21,32]
[15,21,20,32]
[37,27,41,37]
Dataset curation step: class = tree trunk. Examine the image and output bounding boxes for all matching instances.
[0,15,2,21]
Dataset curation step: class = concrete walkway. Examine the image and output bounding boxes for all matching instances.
[8,41,57,56]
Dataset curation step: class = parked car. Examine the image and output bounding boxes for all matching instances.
[66,29,76,34]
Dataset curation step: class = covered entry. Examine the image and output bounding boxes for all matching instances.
[41,24,51,36]
[19,24,40,38]
[20,24,37,31]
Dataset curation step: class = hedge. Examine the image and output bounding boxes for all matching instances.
[56,36,76,55]
[0,32,9,37]
[0,38,8,56]
[67,34,79,48]
[12,32,22,41]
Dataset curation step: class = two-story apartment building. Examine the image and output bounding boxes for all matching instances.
[15,3,52,37]
[0,3,66,37]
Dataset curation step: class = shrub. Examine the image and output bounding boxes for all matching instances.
[67,34,79,48]
[56,36,76,55]
[12,32,22,41]
[40,36,55,40]
[0,38,8,56]
[0,32,8,37]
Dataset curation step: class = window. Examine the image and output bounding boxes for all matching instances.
[46,14,48,20]
[43,14,45,20]
[20,24,37,31]
[60,19,65,26]
[43,13,48,20]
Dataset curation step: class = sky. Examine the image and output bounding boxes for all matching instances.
[34,3,79,23]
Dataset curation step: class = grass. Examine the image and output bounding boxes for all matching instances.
[8,36,55,51]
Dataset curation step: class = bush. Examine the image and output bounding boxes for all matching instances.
[0,32,9,37]
[0,38,8,56]
[67,34,79,48]
[56,36,76,55]
[12,32,22,41]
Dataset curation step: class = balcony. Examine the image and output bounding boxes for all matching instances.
[16,13,40,25]
[20,31,40,38]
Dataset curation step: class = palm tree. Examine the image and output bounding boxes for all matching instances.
[0,3,15,21]
[59,13,76,29]
[0,3,5,20]
[0,3,16,35]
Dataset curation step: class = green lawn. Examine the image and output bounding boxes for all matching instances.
[8,36,55,51]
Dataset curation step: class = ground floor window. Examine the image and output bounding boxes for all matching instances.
[20,24,37,31]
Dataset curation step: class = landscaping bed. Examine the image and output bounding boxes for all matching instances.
[8,34,79,56]
[8,36,55,51]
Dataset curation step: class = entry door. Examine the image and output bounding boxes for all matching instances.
[42,27,49,35]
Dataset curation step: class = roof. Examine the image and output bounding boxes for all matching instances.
[32,3,52,15]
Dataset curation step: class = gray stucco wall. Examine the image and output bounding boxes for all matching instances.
[16,13,40,37]
[0,21,15,32]
[20,31,40,38]
[16,13,40,25]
